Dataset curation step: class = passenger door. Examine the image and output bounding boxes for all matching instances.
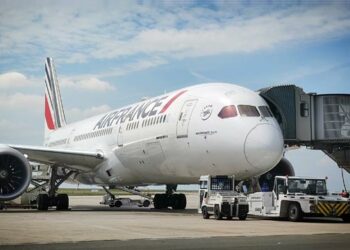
[176,99,198,138]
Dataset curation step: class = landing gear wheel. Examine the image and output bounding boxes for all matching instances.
[288,203,302,222]
[37,194,49,211]
[238,213,247,220]
[56,194,69,210]
[178,193,187,210]
[202,206,210,219]
[171,194,181,210]
[153,194,167,209]
[214,205,222,220]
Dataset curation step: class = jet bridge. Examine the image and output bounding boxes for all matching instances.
[259,85,350,173]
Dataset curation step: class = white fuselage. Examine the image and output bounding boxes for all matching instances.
[44,83,284,186]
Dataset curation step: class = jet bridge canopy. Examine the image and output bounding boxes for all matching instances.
[259,85,350,173]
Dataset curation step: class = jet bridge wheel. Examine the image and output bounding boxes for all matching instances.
[288,203,302,222]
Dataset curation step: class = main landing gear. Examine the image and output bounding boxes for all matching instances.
[36,166,74,211]
[153,184,187,210]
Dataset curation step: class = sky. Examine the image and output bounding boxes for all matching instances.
[0,0,350,192]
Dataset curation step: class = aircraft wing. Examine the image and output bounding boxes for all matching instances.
[10,145,105,172]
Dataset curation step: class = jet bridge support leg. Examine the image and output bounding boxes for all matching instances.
[153,184,187,210]
[37,166,74,211]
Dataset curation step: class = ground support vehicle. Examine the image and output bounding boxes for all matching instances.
[100,186,151,208]
[199,175,249,220]
[247,176,350,222]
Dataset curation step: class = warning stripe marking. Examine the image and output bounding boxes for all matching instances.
[315,202,350,217]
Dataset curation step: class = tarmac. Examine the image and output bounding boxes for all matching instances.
[1,193,350,249]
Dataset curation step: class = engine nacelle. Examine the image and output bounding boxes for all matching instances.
[0,145,32,201]
[259,157,295,191]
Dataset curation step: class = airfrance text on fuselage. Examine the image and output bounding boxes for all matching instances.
[94,96,168,130]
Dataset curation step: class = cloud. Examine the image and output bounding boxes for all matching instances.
[0,70,115,91]
[66,105,112,122]
[0,72,33,88]
[100,58,167,78]
[1,2,350,69]
[0,93,42,112]
[60,77,115,91]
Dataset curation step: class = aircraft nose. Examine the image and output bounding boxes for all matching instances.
[244,123,284,171]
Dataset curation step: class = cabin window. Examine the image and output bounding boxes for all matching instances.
[258,106,273,117]
[218,105,238,119]
[238,105,260,117]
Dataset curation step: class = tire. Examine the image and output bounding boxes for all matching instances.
[171,194,181,210]
[153,194,167,209]
[342,215,350,223]
[288,203,302,222]
[214,205,222,220]
[37,194,49,211]
[114,200,122,208]
[238,213,247,220]
[143,199,151,207]
[56,194,69,210]
[178,193,187,210]
[202,206,210,219]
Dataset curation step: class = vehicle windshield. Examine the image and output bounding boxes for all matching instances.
[210,176,233,191]
[287,179,327,195]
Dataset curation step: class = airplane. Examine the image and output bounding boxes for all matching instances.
[0,58,293,210]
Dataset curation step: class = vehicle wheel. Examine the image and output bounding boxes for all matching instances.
[238,213,247,220]
[56,194,69,210]
[178,193,187,210]
[342,214,350,223]
[37,194,49,211]
[202,206,210,219]
[114,200,122,208]
[143,199,151,207]
[214,205,222,220]
[288,203,302,222]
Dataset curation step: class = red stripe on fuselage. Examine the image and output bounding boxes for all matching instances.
[160,90,187,113]
[45,95,55,130]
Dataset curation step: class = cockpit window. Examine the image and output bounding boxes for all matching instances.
[258,106,273,117]
[238,105,260,117]
[218,105,238,119]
